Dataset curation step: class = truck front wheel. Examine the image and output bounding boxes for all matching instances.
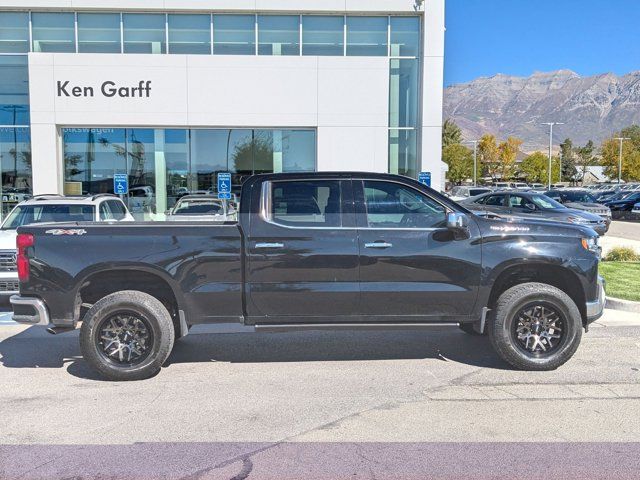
[79,290,175,381]
[488,282,582,371]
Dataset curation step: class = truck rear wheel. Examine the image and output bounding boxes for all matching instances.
[79,290,175,381]
[488,282,582,371]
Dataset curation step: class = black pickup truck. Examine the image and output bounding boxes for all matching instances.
[11,173,605,380]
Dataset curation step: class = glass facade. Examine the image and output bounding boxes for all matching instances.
[123,14,166,54]
[302,16,344,56]
[169,14,211,54]
[257,15,299,56]
[32,12,75,53]
[346,17,388,56]
[0,12,29,53]
[63,128,316,219]
[213,15,255,55]
[78,13,121,53]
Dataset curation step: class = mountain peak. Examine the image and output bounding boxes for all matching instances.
[444,71,639,150]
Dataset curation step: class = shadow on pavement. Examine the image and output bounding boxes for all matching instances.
[0,325,508,381]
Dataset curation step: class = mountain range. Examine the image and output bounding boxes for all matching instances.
[443,70,640,152]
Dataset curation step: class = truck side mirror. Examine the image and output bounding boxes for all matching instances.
[446,212,470,239]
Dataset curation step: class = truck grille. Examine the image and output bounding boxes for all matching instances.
[0,280,19,292]
[0,250,17,272]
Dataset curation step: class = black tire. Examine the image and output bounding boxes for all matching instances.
[488,282,582,371]
[458,322,483,335]
[80,290,175,381]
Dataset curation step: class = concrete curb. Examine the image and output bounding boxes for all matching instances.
[606,296,640,314]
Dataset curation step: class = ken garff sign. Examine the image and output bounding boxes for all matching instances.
[217,173,232,200]
[57,80,152,98]
[113,174,129,195]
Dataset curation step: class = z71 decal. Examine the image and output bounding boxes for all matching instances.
[45,228,88,236]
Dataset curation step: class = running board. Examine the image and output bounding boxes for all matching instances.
[255,322,460,333]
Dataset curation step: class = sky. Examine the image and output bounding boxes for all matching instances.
[444,0,640,86]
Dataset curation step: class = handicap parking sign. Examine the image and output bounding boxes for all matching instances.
[113,174,128,195]
[217,172,231,200]
[418,172,431,187]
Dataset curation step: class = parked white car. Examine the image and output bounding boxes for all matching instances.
[0,194,133,298]
[165,195,236,222]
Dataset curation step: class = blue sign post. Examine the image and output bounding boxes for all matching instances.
[418,172,431,187]
[217,172,232,200]
[113,174,129,195]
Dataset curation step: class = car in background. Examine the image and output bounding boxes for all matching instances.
[603,191,640,220]
[632,202,640,218]
[165,195,236,222]
[460,190,608,235]
[0,194,133,299]
[512,182,530,190]
[530,183,545,190]
[544,189,611,227]
[447,186,493,202]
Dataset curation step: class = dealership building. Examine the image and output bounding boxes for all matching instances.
[0,0,445,219]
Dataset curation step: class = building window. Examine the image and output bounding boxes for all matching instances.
[168,14,211,55]
[0,12,29,53]
[77,13,121,53]
[389,129,417,179]
[213,15,255,55]
[258,15,300,56]
[302,16,344,56]
[32,12,76,53]
[389,59,418,128]
[346,16,387,56]
[390,17,420,57]
[0,56,30,126]
[123,13,166,54]
[0,127,31,217]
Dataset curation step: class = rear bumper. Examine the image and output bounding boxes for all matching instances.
[10,295,50,326]
[585,276,606,323]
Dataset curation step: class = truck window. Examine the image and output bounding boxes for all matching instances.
[271,180,341,227]
[99,202,114,221]
[107,200,128,220]
[362,181,446,229]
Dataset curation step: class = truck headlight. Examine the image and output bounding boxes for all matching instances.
[581,237,600,255]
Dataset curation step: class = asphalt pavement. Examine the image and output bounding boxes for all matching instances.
[1,310,639,479]
[608,220,640,241]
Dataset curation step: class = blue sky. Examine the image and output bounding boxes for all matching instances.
[444,0,640,86]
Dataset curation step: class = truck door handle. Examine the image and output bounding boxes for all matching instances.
[364,242,393,249]
[255,242,284,249]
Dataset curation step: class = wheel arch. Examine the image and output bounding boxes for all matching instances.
[486,262,587,324]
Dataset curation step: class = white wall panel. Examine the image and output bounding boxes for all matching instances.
[318,126,388,173]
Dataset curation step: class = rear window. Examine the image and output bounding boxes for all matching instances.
[2,204,95,230]
[173,201,224,215]
[271,180,341,227]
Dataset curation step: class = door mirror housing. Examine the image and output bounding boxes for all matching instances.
[446,212,470,239]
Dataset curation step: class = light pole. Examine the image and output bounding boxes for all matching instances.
[542,122,564,188]
[613,137,630,185]
[464,140,479,186]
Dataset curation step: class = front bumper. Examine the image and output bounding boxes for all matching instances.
[10,295,50,326]
[586,275,606,323]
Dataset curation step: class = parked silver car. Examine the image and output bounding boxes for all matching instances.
[544,189,611,229]
[165,195,236,222]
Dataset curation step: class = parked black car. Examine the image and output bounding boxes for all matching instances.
[11,173,605,380]
[544,190,611,228]
[461,191,609,235]
[603,191,640,219]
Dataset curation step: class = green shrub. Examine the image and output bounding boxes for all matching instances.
[604,247,640,262]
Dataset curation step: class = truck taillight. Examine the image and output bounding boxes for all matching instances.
[16,233,34,282]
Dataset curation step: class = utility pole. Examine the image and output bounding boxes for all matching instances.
[542,122,564,188]
[613,137,630,185]
[464,140,479,186]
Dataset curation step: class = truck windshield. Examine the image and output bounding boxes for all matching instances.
[530,195,565,210]
[1,204,95,230]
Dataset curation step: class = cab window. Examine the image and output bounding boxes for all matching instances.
[483,194,506,206]
[271,180,341,227]
[99,202,114,220]
[362,181,446,229]
[107,200,127,220]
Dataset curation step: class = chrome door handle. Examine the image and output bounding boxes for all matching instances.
[255,242,284,249]
[364,242,393,249]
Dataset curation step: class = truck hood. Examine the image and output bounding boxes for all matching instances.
[474,213,597,239]
[0,229,16,250]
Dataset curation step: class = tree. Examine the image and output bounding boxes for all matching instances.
[575,140,597,184]
[497,136,523,180]
[442,143,473,184]
[559,138,577,182]
[478,134,500,181]
[520,151,561,184]
[442,118,462,149]
[600,125,640,182]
